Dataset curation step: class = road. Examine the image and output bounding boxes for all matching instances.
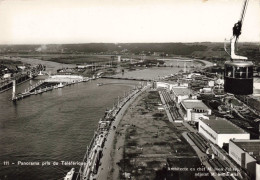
[96,85,149,180]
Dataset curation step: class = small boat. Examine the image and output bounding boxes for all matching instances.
[37,89,43,94]
[64,168,75,180]
[21,92,31,97]
[97,83,103,86]
[83,78,89,82]
[57,83,64,88]
[34,71,49,80]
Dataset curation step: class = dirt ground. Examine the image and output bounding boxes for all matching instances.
[108,90,203,180]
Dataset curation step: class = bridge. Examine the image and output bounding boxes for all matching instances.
[101,76,154,82]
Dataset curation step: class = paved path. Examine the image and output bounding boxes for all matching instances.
[96,86,149,180]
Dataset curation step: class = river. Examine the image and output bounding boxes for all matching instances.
[0,57,189,180]
[0,57,258,180]
[0,78,139,180]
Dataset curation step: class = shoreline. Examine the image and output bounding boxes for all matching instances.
[77,82,149,180]
[95,84,149,180]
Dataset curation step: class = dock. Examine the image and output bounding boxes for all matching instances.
[12,75,91,102]
[0,74,32,93]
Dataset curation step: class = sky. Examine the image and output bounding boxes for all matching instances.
[0,0,259,44]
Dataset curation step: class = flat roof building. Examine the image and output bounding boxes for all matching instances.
[229,139,260,180]
[180,99,211,121]
[198,118,250,147]
[156,82,170,89]
[156,82,189,90]
[172,87,191,104]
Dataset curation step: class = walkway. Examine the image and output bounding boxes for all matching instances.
[96,85,149,180]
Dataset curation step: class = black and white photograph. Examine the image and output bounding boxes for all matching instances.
[0,0,259,179]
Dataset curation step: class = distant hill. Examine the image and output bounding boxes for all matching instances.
[0,42,259,64]
[0,43,207,55]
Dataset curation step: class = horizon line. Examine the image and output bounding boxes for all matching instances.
[0,41,259,46]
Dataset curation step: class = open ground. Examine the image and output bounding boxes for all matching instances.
[108,90,210,180]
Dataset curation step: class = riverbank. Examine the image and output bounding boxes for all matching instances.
[0,56,75,73]
[192,59,214,68]
[95,84,149,180]
[0,78,139,180]
[1,54,215,80]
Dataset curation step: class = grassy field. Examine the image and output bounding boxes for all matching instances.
[42,54,114,64]
[3,54,116,64]
[109,90,208,179]
[7,53,166,65]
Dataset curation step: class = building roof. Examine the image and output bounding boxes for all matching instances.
[182,100,209,110]
[172,88,190,96]
[230,139,260,161]
[200,118,248,134]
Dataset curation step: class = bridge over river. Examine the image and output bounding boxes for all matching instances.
[101,76,154,82]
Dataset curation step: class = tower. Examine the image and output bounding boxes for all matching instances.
[12,80,16,101]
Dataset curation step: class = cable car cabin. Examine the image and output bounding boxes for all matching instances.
[224,61,253,95]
